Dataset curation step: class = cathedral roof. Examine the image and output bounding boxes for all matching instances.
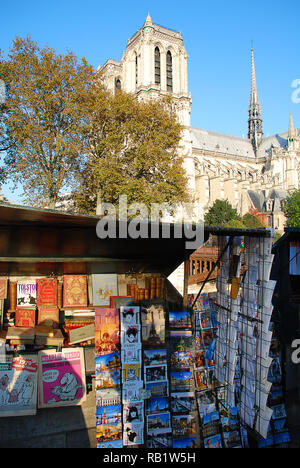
[256,131,289,157]
[191,127,255,158]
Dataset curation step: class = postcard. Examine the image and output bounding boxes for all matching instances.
[146,396,169,415]
[141,305,165,347]
[121,323,141,346]
[143,348,167,366]
[97,439,123,448]
[96,404,122,442]
[123,422,144,446]
[171,392,195,414]
[172,414,196,436]
[172,437,197,448]
[147,431,172,448]
[144,364,168,383]
[196,391,216,418]
[122,381,143,401]
[120,306,140,327]
[121,344,141,364]
[123,400,144,423]
[195,349,206,368]
[170,330,193,350]
[96,388,121,407]
[122,363,141,385]
[204,434,222,448]
[95,352,121,372]
[96,368,121,390]
[169,311,192,329]
[171,371,194,392]
[170,351,193,369]
[147,412,171,435]
[195,369,208,391]
[145,381,169,398]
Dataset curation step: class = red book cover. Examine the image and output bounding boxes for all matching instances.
[15,307,36,327]
[63,275,87,308]
[37,306,59,327]
[36,278,57,307]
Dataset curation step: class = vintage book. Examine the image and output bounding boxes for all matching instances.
[0,354,38,417]
[63,275,87,308]
[36,278,57,307]
[34,325,55,336]
[6,327,35,343]
[17,281,37,307]
[0,278,7,299]
[15,307,36,327]
[57,281,63,308]
[63,317,95,346]
[35,328,64,346]
[8,281,17,312]
[37,306,59,327]
[91,274,118,306]
[0,299,3,330]
[38,347,86,408]
[69,323,95,345]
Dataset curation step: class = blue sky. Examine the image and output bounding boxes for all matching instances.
[1,0,300,202]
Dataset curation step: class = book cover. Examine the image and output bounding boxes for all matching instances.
[63,275,87,308]
[0,278,7,299]
[92,274,118,306]
[17,281,37,307]
[35,329,64,346]
[0,354,38,417]
[37,306,59,328]
[36,278,57,307]
[6,327,35,341]
[69,323,95,345]
[95,308,120,356]
[38,347,86,408]
[15,307,36,327]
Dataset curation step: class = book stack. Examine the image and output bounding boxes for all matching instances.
[6,327,35,346]
[35,325,64,347]
[126,276,164,302]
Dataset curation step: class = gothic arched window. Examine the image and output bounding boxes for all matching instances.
[115,79,121,91]
[154,47,161,85]
[166,50,173,92]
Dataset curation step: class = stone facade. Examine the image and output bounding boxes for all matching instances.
[99,14,300,230]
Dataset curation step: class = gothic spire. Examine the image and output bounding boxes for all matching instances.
[144,13,153,27]
[288,110,295,138]
[248,48,263,152]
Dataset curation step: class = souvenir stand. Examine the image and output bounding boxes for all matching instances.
[0,203,198,448]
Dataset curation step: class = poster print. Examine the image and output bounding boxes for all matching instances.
[0,355,38,417]
[143,348,167,367]
[96,404,122,443]
[92,274,118,306]
[171,392,195,414]
[38,348,86,408]
[123,422,144,446]
[147,412,171,435]
[141,305,165,347]
[123,400,144,423]
[120,306,140,327]
[169,311,192,329]
[95,308,120,356]
[17,281,37,307]
[144,365,168,383]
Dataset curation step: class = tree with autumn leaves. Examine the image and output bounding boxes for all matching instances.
[0,36,189,211]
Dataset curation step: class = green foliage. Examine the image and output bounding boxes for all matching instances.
[242,213,265,229]
[1,36,94,207]
[75,88,189,214]
[204,199,241,226]
[282,189,300,227]
[224,219,246,229]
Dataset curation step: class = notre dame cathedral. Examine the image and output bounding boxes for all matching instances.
[99,14,300,232]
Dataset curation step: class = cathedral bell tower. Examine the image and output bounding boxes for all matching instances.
[248,49,263,152]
